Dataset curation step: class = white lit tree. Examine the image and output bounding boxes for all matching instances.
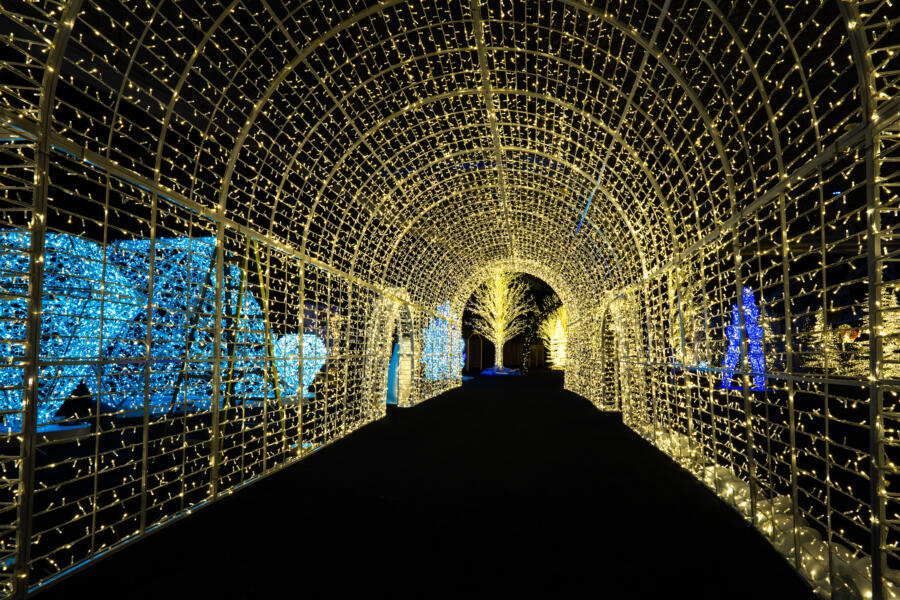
[857,285,900,378]
[468,269,534,371]
[802,306,857,376]
[539,304,567,369]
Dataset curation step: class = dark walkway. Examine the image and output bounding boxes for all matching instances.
[38,372,813,599]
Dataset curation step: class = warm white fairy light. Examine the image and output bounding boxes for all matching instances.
[0,1,897,598]
[467,268,533,371]
[539,305,567,370]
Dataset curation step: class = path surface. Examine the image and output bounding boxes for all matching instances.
[37,372,814,599]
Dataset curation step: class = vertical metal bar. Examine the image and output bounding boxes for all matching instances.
[209,223,224,498]
[223,248,248,428]
[297,261,305,457]
[839,4,885,596]
[14,7,81,596]
[709,257,724,497]
[89,169,113,557]
[138,193,157,535]
[13,118,45,600]
[779,191,802,570]
[865,136,886,600]
[818,168,837,595]
[252,240,285,453]
[641,286,656,442]
[675,266,695,464]
[599,308,608,406]
[734,223,758,522]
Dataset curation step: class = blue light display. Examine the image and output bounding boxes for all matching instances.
[0,231,323,428]
[99,236,273,412]
[0,230,142,428]
[420,301,463,380]
[273,333,328,398]
[720,286,766,391]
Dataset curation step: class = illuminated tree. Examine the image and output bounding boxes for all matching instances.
[720,287,766,390]
[857,286,900,378]
[539,305,567,370]
[468,269,533,370]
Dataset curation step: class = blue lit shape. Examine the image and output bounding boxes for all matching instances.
[273,333,328,399]
[0,230,143,428]
[720,286,766,391]
[420,301,463,380]
[101,236,271,412]
[386,342,399,405]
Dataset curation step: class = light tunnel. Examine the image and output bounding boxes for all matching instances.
[0,0,898,597]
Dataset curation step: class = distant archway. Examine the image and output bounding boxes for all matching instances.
[386,306,415,407]
[363,292,416,415]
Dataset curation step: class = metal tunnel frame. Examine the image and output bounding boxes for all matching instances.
[0,1,898,597]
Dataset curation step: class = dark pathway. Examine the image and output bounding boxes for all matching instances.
[38,372,813,599]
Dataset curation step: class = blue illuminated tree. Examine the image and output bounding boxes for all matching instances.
[721,286,766,390]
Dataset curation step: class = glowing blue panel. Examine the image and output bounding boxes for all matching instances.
[0,230,143,428]
[101,236,270,411]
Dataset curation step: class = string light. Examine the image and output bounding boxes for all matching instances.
[0,1,896,599]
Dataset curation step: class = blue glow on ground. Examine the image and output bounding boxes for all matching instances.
[481,366,521,376]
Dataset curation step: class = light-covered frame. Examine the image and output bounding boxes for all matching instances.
[0,0,898,598]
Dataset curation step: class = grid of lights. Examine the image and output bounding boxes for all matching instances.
[0,1,898,598]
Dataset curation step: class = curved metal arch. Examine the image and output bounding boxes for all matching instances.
[281,87,652,289]
[218,0,736,262]
[379,181,630,288]
[276,50,717,279]
[261,36,705,254]
[301,44,685,237]
[214,0,409,221]
[151,2,242,194]
[371,150,644,283]
[299,81,695,283]
[395,222,611,318]
[238,17,749,295]
[451,258,573,313]
[557,0,737,211]
[764,1,823,159]
[356,139,650,285]
[16,2,84,595]
[449,255,588,324]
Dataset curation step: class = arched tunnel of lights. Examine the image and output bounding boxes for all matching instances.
[0,1,897,597]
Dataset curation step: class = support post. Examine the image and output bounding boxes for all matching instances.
[138,195,157,535]
[210,224,225,497]
[14,5,82,596]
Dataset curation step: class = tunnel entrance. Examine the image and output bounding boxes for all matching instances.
[462,270,564,375]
